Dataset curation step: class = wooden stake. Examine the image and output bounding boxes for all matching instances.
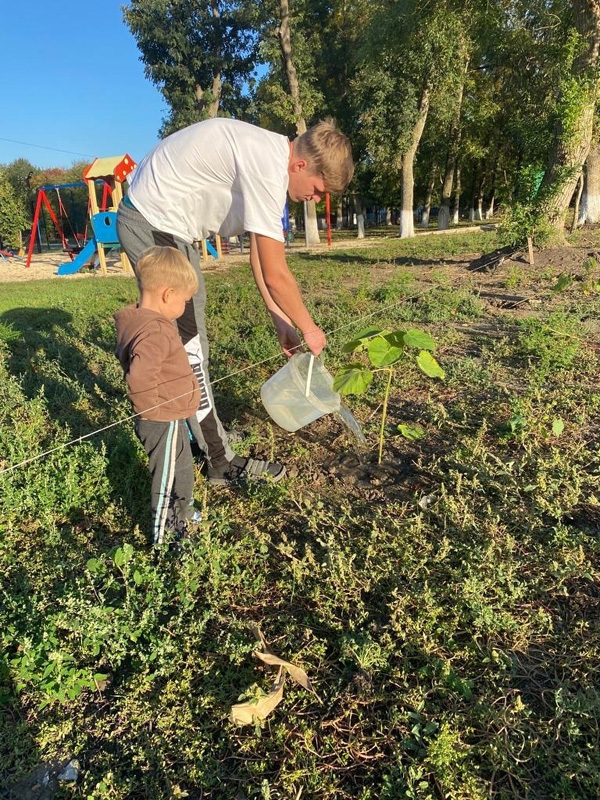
[527,236,535,266]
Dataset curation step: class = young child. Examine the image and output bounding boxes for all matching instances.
[114,245,202,546]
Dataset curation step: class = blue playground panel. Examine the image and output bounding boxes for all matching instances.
[92,212,119,244]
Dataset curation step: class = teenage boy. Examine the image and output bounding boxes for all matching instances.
[114,246,203,545]
[117,117,354,485]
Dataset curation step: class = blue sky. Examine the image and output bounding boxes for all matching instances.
[1,1,167,169]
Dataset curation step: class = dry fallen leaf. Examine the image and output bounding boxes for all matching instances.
[230,668,285,725]
[230,627,320,725]
[253,650,319,699]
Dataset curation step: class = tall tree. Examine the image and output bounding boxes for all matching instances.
[2,158,37,218]
[540,0,600,228]
[353,1,468,238]
[276,0,320,243]
[123,0,258,135]
[252,0,328,244]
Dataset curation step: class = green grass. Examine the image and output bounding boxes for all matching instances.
[1,230,600,799]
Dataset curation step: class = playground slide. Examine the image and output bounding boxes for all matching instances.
[57,240,97,276]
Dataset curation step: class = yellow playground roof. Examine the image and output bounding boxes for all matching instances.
[83,155,136,182]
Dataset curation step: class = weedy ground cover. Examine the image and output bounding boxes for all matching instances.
[1,230,599,799]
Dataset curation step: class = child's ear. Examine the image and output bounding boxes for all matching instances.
[162,286,174,303]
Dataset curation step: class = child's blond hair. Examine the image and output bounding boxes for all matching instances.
[294,118,354,194]
[136,246,199,294]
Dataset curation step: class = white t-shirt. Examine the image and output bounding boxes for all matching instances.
[127,118,289,244]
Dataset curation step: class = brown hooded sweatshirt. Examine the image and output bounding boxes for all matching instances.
[114,305,200,421]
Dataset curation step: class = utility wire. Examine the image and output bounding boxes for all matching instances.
[0,136,95,159]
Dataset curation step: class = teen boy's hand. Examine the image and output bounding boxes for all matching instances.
[302,326,327,356]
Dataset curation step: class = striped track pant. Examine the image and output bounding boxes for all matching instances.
[136,417,197,545]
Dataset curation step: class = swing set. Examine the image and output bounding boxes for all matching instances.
[25,181,88,268]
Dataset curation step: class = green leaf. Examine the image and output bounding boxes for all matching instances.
[552,273,573,293]
[355,326,384,340]
[333,365,373,395]
[114,543,134,568]
[403,329,436,350]
[341,337,367,353]
[133,570,143,585]
[416,351,445,379]
[397,423,427,441]
[368,334,404,367]
[552,418,564,437]
[341,327,383,353]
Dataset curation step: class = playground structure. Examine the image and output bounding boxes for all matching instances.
[25,154,136,275]
[57,154,136,276]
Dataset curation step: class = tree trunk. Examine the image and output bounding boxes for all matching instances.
[422,167,436,228]
[336,197,343,229]
[400,87,430,238]
[468,165,478,221]
[355,196,365,238]
[475,161,486,220]
[541,0,600,229]
[438,65,466,230]
[451,162,461,225]
[572,170,585,231]
[580,139,600,223]
[193,1,222,117]
[278,0,320,245]
[485,146,499,218]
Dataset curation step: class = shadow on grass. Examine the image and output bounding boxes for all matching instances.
[0,307,151,540]
[0,308,119,436]
[1,661,42,799]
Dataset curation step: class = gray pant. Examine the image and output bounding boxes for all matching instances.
[117,201,234,470]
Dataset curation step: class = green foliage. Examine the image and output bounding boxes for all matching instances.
[1,158,36,212]
[2,231,600,799]
[0,171,28,248]
[517,312,582,378]
[123,0,258,135]
[497,200,555,248]
[334,326,443,463]
[397,423,426,441]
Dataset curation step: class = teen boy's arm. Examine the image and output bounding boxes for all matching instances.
[250,233,326,357]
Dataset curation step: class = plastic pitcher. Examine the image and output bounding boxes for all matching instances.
[260,352,341,432]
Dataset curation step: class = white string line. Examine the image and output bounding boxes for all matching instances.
[0,282,444,477]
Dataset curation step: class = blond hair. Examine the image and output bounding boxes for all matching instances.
[294,118,354,194]
[136,246,198,294]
